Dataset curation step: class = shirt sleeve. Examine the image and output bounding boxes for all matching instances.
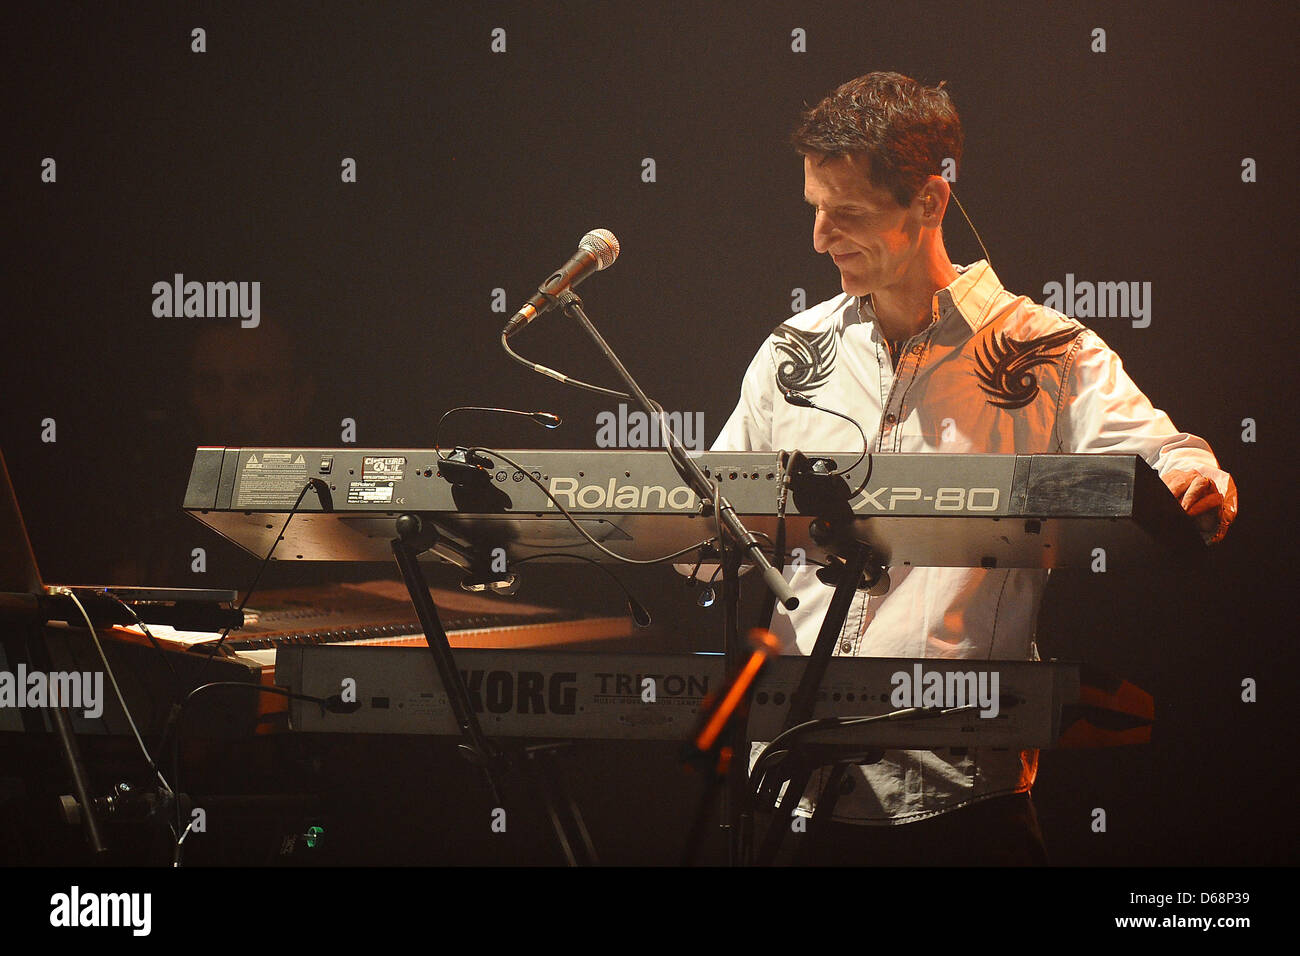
[1057,329,1233,497]
[712,341,776,452]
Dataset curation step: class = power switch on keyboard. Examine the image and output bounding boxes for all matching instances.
[319,456,333,475]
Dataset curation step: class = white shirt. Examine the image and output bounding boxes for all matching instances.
[714,260,1232,823]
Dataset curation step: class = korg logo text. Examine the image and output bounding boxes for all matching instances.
[460,669,578,715]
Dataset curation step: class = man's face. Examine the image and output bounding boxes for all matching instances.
[803,153,923,297]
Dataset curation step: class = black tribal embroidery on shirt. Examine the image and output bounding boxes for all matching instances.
[771,324,838,394]
[974,326,1083,409]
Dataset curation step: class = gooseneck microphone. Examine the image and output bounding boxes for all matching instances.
[502,229,620,338]
[781,389,872,495]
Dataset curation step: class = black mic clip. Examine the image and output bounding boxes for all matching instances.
[785,449,837,478]
[438,447,495,488]
[460,570,521,596]
[460,546,520,596]
[816,554,891,596]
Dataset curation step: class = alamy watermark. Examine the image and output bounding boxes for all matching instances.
[0,665,102,719]
[889,663,1000,718]
[152,274,261,327]
[49,886,150,935]
[1042,274,1151,328]
[595,403,705,451]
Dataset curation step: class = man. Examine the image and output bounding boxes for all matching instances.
[713,72,1237,864]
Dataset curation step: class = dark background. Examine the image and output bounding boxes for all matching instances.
[4,0,1296,866]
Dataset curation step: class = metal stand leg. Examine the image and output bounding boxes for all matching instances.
[524,743,600,866]
[389,513,600,865]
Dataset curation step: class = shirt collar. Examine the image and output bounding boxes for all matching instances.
[852,259,1004,336]
[937,259,1003,333]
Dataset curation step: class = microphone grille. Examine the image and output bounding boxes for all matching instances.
[580,228,620,270]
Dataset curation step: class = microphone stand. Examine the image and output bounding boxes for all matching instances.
[557,291,798,866]
[557,292,798,613]
[750,464,888,865]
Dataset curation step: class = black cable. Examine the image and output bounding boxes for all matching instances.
[199,478,323,666]
[433,405,561,463]
[502,315,761,579]
[645,397,696,485]
[711,477,726,574]
[751,705,980,788]
[509,553,652,627]
[497,304,718,548]
[500,332,632,400]
[44,587,174,800]
[167,680,332,865]
[948,185,992,267]
[782,395,874,496]
[468,446,715,566]
[98,590,184,699]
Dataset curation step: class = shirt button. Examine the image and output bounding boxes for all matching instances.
[884,412,897,424]
[911,344,923,355]
[840,641,853,653]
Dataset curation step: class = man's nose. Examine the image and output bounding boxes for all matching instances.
[812,210,834,253]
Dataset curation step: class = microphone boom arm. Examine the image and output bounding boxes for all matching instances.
[555,291,798,612]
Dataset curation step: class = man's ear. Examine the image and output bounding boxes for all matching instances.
[916,176,951,224]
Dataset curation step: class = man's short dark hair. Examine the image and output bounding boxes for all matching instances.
[793,71,963,207]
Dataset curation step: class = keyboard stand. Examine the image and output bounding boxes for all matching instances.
[390,512,600,865]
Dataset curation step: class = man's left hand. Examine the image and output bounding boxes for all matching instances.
[1162,468,1236,543]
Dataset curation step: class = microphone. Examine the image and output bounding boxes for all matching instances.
[502,229,620,338]
[781,389,879,502]
[627,596,652,628]
[530,411,562,428]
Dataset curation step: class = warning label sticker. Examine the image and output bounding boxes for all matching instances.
[233,450,310,507]
[363,457,406,480]
[348,481,395,504]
